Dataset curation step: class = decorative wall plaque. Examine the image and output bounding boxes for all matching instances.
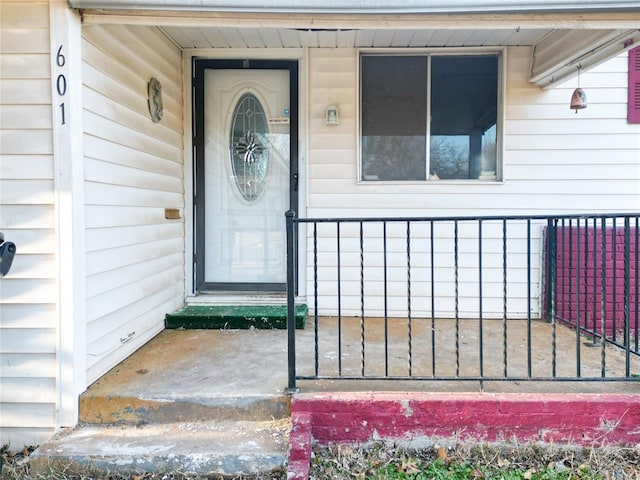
[148,77,163,123]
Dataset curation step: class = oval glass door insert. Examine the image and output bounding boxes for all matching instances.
[230,92,270,202]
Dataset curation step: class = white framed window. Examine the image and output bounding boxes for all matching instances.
[359,49,504,182]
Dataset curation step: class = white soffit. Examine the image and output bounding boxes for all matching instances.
[156,26,550,49]
[530,28,640,87]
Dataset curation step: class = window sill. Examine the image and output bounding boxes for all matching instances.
[356,179,505,186]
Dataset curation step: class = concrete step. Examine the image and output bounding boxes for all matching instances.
[79,392,291,424]
[32,329,296,477]
[30,419,290,478]
[77,329,293,425]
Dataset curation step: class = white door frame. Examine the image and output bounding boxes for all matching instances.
[182,48,308,301]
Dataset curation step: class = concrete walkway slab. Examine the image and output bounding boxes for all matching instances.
[30,419,289,477]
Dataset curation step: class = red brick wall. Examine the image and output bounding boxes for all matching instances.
[291,392,640,447]
[547,226,638,339]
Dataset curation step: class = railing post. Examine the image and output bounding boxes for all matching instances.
[624,216,631,376]
[285,210,299,394]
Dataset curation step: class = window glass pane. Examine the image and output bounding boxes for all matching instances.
[430,55,498,180]
[361,56,427,181]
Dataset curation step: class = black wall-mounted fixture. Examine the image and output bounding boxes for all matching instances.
[0,232,16,277]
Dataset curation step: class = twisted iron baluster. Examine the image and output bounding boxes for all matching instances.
[478,219,484,380]
[612,218,618,343]
[552,219,559,378]
[455,220,460,378]
[383,222,389,377]
[313,222,319,377]
[600,217,607,378]
[502,219,508,378]
[430,220,436,377]
[576,219,581,378]
[360,221,365,377]
[527,219,532,379]
[407,221,412,376]
[337,222,342,377]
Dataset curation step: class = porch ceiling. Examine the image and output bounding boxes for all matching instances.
[78,8,640,87]
[159,25,551,49]
[164,25,639,87]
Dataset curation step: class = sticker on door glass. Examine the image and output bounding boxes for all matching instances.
[230,92,270,202]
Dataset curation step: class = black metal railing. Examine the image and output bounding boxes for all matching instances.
[286,212,640,391]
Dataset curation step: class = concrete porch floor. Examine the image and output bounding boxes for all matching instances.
[83,317,640,409]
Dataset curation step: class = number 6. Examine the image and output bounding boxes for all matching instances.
[56,45,65,67]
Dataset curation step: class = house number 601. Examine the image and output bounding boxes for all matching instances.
[56,45,67,125]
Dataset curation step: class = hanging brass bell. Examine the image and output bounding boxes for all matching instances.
[570,88,587,112]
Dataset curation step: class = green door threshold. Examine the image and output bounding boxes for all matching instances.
[165,304,308,330]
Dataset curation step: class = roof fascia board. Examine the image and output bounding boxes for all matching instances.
[79,10,640,30]
[69,0,640,14]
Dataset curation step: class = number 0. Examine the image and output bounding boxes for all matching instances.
[56,74,67,96]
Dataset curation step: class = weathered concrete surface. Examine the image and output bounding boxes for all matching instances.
[33,329,294,477]
[30,419,289,477]
[32,318,640,478]
[78,319,640,421]
[79,395,290,425]
[298,317,640,393]
[79,329,292,425]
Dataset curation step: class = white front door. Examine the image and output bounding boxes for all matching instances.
[194,61,298,292]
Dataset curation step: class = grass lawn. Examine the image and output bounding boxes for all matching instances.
[310,442,640,480]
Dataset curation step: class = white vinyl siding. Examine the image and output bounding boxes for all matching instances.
[306,47,640,318]
[0,0,58,447]
[507,49,640,202]
[82,24,184,384]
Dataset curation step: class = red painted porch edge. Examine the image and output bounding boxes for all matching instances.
[291,392,640,448]
[288,412,313,480]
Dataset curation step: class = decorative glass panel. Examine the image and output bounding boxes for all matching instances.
[230,93,270,202]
